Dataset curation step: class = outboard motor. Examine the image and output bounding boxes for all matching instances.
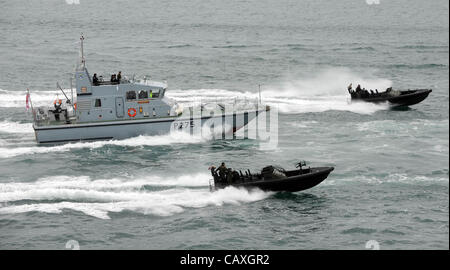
[261,165,287,180]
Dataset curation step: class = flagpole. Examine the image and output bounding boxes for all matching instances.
[27,88,34,111]
[258,84,262,105]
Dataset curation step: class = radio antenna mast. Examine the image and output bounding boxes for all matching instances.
[80,34,85,68]
[258,84,262,104]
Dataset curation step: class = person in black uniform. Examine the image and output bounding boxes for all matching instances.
[216,162,228,181]
[117,71,122,84]
[93,73,99,85]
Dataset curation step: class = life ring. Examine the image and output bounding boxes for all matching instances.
[128,108,137,117]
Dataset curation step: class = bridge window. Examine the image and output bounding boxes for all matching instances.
[126,91,136,100]
[152,90,160,98]
[95,99,102,107]
[138,90,148,99]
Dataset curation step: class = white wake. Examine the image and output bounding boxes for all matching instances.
[0,174,272,219]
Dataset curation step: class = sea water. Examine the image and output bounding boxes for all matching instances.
[0,0,448,249]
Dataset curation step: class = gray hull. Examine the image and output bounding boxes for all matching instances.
[31,36,266,144]
[33,111,259,144]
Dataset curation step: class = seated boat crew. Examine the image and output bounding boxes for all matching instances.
[29,36,267,144]
[209,161,334,192]
[347,83,432,107]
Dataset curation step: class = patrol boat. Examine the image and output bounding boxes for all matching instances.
[30,36,266,144]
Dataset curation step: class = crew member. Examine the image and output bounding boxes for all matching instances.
[347,83,353,94]
[355,84,361,92]
[111,74,116,83]
[54,97,62,111]
[93,73,99,85]
[216,162,228,180]
[226,168,234,184]
[117,71,122,84]
[363,89,369,97]
[53,96,62,121]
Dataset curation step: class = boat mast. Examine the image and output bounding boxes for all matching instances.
[258,84,262,104]
[80,34,85,68]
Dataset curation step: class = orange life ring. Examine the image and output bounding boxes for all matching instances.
[128,108,137,117]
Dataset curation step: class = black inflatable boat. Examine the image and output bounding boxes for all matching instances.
[348,86,432,107]
[209,162,334,192]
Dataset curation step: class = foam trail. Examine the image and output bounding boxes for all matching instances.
[0,173,211,195]
[168,68,392,115]
[0,89,62,108]
[0,174,272,219]
[0,121,34,134]
[261,68,391,114]
[271,68,392,97]
[0,131,208,159]
[322,174,449,186]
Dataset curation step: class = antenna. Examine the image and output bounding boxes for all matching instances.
[80,34,85,68]
[70,77,74,110]
[258,84,262,104]
[57,82,75,111]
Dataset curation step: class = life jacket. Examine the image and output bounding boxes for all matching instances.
[54,98,62,106]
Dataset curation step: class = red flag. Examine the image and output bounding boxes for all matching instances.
[25,91,30,111]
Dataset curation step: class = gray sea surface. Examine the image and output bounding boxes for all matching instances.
[0,0,448,249]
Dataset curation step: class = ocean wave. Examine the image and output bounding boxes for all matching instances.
[164,44,193,49]
[285,44,315,51]
[0,89,63,108]
[341,227,377,234]
[398,45,449,50]
[212,44,260,49]
[169,66,392,115]
[0,132,208,158]
[168,88,388,115]
[0,174,272,219]
[386,63,447,69]
[288,121,319,128]
[324,173,449,186]
[357,119,449,134]
[350,46,376,51]
[0,120,34,134]
[0,173,212,201]
[256,68,390,114]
